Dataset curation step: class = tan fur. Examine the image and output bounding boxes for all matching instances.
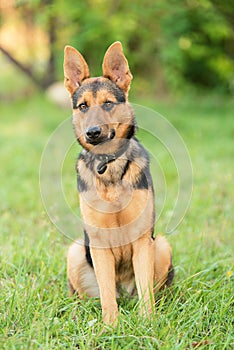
[64,42,173,326]
[67,241,100,298]
[67,236,172,302]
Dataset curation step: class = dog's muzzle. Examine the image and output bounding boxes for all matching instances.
[85,127,115,144]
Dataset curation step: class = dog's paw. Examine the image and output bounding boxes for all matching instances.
[102,305,119,327]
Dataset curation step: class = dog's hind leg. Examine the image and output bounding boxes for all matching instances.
[132,233,155,316]
[153,235,174,292]
[67,240,100,298]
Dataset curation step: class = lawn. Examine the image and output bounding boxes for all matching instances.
[0,92,233,349]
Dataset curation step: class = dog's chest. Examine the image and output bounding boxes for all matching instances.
[78,153,155,248]
[79,159,134,212]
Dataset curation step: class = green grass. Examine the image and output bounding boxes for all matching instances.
[0,93,233,349]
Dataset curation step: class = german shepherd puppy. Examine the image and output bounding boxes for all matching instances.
[64,42,174,325]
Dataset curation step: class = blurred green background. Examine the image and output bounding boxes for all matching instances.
[1,0,234,98]
[1,1,234,348]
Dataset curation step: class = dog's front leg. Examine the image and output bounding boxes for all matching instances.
[90,247,118,325]
[132,234,155,316]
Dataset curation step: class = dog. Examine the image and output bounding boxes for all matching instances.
[64,42,174,325]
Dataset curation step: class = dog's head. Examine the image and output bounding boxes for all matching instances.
[63,42,136,154]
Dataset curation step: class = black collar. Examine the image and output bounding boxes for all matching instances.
[95,142,129,175]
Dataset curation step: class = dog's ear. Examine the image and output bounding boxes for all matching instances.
[102,42,132,95]
[64,46,90,96]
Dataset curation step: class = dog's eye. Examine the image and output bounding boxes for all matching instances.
[78,102,88,112]
[102,101,114,111]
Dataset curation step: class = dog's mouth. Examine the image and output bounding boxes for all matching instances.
[109,129,115,140]
[85,128,115,145]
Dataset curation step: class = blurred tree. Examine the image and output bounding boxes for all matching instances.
[156,0,234,93]
[0,0,59,89]
[0,0,233,94]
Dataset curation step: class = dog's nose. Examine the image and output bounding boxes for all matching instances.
[86,126,101,140]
